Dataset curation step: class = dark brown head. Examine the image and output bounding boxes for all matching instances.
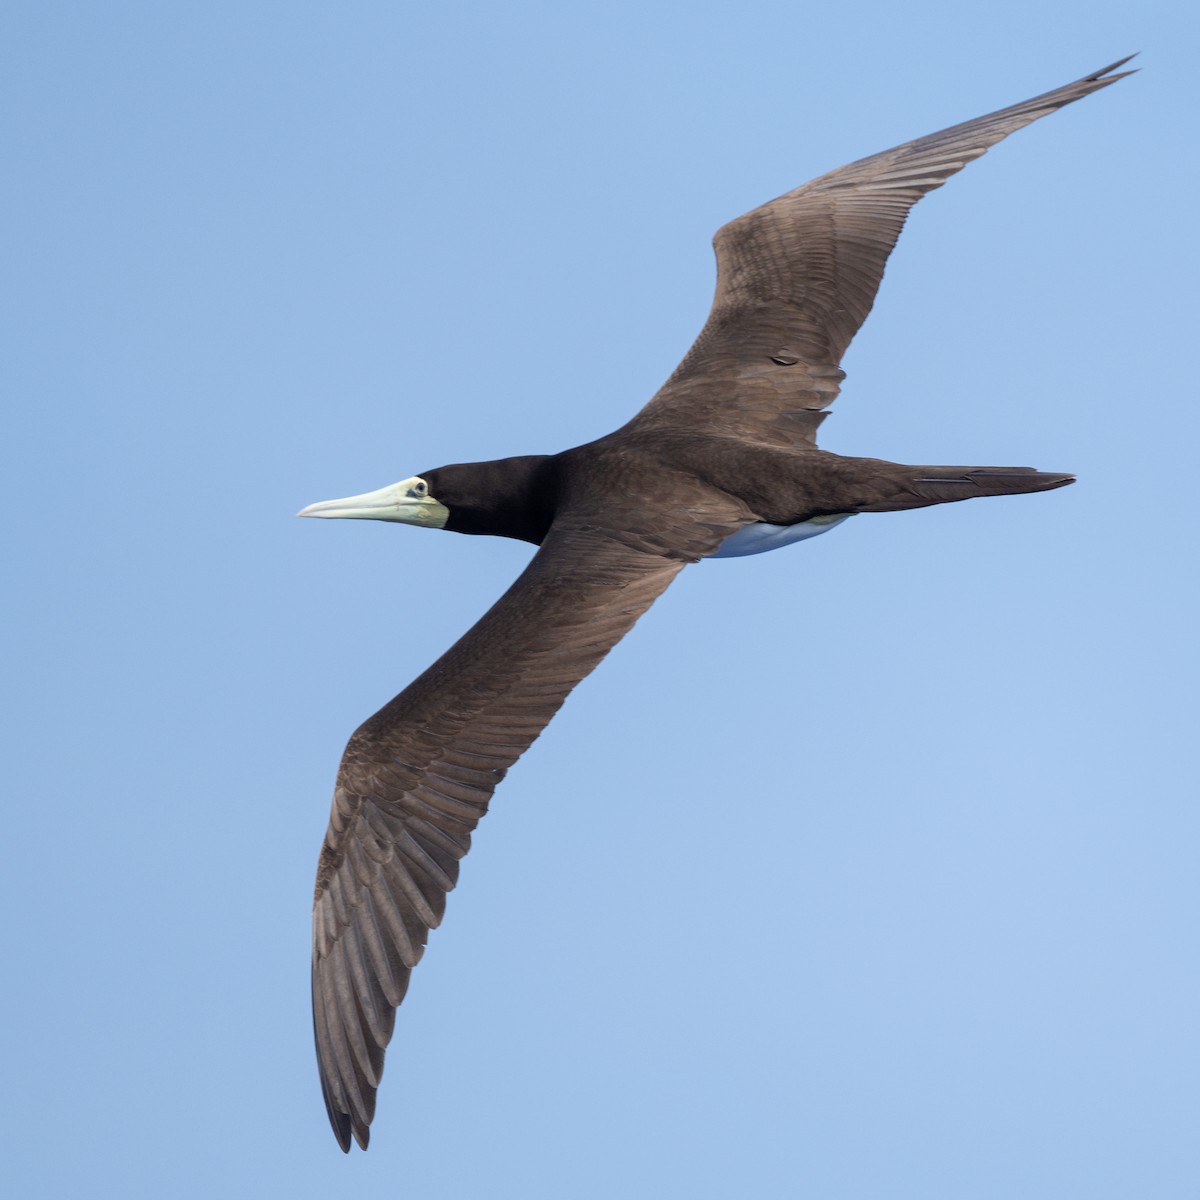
[299,454,559,545]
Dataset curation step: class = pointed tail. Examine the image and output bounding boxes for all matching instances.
[857,466,1075,512]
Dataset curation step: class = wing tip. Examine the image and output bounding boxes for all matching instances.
[323,1082,366,1152]
[352,1119,371,1151]
[314,979,374,1153]
[1035,54,1139,116]
[1063,54,1139,101]
[1087,53,1139,82]
[319,1062,356,1152]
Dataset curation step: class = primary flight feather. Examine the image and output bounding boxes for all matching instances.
[300,57,1133,1151]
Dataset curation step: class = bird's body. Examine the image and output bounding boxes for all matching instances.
[300,57,1133,1151]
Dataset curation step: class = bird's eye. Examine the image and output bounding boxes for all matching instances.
[414,481,428,496]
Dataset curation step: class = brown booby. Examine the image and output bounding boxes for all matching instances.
[300,58,1133,1151]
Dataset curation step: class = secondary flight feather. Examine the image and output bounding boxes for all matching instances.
[300,57,1133,1150]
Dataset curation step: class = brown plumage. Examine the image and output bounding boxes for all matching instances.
[301,57,1133,1150]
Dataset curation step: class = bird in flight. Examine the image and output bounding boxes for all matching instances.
[300,57,1133,1151]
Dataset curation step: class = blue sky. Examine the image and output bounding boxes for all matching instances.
[4,2,1196,1196]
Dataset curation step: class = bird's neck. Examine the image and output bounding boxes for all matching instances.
[432,454,560,544]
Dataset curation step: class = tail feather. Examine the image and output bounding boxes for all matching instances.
[858,466,1075,512]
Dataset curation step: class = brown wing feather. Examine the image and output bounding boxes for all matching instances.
[311,515,742,1150]
[629,56,1134,448]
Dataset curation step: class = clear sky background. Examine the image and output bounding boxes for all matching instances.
[4,2,1195,1196]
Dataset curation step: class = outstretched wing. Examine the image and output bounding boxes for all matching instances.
[311,512,741,1150]
[628,56,1134,449]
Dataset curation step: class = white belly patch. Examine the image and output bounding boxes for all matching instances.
[707,512,854,559]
